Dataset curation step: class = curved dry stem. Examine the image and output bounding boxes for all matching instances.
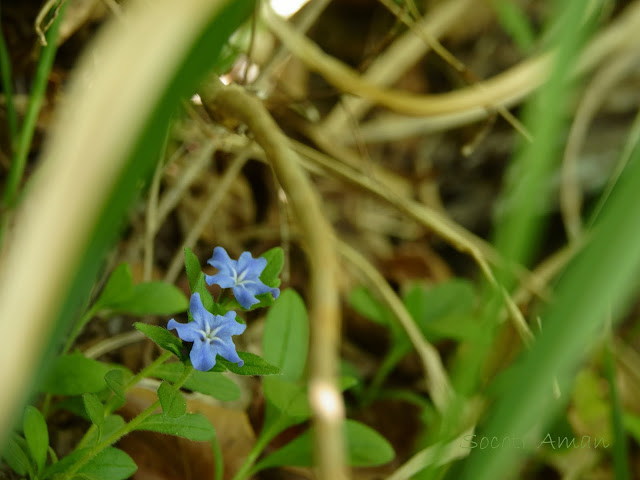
[201,82,347,480]
[294,135,538,346]
[560,47,640,242]
[318,0,473,136]
[254,0,332,94]
[376,0,531,142]
[338,241,452,412]
[266,0,640,129]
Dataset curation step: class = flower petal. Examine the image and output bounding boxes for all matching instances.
[205,272,236,288]
[233,285,259,309]
[189,340,217,371]
[214,311,247,337]
[212,338,244,366]
[237,251,266,277]
[251,283,280,300]
[189,293,214,329]
[167,319,202,343]
[207,247,234,273]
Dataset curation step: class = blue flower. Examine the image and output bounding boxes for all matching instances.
[205,246,280,309]
[167,293,246,371]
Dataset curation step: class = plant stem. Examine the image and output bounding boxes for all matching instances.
[63,364,193,479]
[363,347,405,405]
[75,351,173,451]
[1,4,64,208]
[62,305,99,354]
[210,432,224,480]
[230,415,290,480]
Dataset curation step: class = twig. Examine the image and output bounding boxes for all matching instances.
[265,0,640,122]
[318,0,472,136]
[164,149,250,284]
[144,133,169,282]
[376,0,531,142]
[255,0,333,94]
[201,80,347,480]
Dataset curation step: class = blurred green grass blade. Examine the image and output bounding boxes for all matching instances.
[604,338,630,480]
[491,0,536,53]
[0,7,18,154]
[1,4,64,208]
[0,0,254,443]
[456,106,640,480]
[492,0,595,284]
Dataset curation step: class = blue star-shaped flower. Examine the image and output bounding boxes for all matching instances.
[167,293,246,371]
[205,247,280,309]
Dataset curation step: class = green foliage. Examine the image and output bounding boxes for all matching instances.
[219,352,280,376]
[95,263,188,315]
[150,362,241,402]
[23,406,49,473]
[82,394,105,438]
[263,377,311,420]
[104,369,127,401]
[158,381,187,418]
[491,0,536,52]
[136,413,216,441]
[134,322,185,360]
[40,353,110,395]
[254,420,394,471]
[263,289,308,381]
[2,433,33,476]
[76,447,137,480]
[184,247,215,312]
[403,280,478,342]
[259,247,284,289]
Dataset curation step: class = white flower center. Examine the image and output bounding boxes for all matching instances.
[233,267,250,285]
[200,323,223,344]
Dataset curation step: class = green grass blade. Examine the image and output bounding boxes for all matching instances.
[456,118,640,480]
[604,337,630,480]
[2,4,64,208]
[0,0,254,444]
[0,6,19,153]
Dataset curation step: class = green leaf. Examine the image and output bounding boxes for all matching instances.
[218,352,280,376]
[77,447,137,480]
[82,394,105,435]
[348,286,392,326]
[40,353,110,395]
[254,420,394,471]
[104,369,127,401]
[263,377,310,419]
[93,263,134,311]
[2,433,32,476]
[134,322,185,359]
[403,280,478,342]
[150,362,241,402]
[260,247,284,288]
[83,415,126,447]
[136,413,216,441]
[184,246,203,291]
[623,412,640,445]
[158,381,187,418]
[94,263,189,316]
[184,247,215,312]
[492,0,536,53]
[112,282,188,316]
[23,406,48,472]
[263,289,308,381]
